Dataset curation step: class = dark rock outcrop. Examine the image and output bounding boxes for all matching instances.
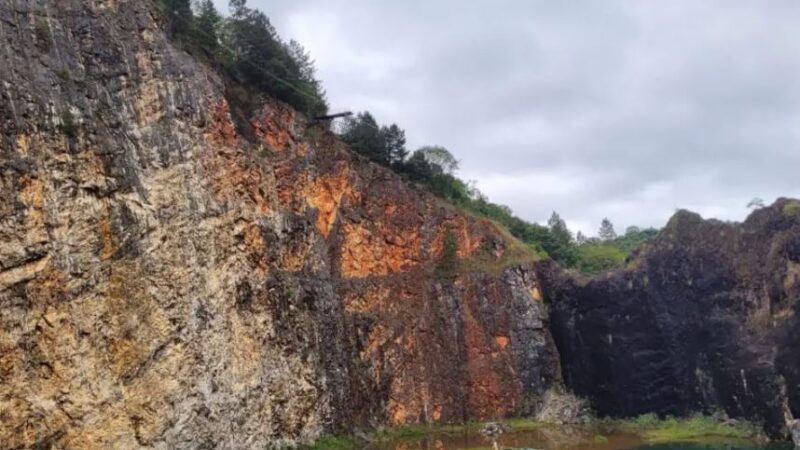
[541,201,800,439]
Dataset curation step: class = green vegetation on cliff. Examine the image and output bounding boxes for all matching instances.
[576,227,659,274]
[152,0,658,271]
[152,0,328,116]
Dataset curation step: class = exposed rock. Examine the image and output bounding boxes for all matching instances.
[540,201,800,439]
[535,388,591,424]
[791,419,800,448]
[0,2,560,448]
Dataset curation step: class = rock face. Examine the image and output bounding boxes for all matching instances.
[791,419,800,448]
[0,2,560,448]
[541,202,800,439]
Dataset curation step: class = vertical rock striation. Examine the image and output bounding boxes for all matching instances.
[541,202,800,439]
[0,2,560,448]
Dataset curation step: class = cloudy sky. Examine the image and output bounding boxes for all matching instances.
[214,0,800,235]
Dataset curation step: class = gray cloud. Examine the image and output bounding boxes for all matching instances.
[215,0,800,235]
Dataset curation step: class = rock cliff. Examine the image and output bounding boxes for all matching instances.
[0,1,560,448]
[541,200,800,439]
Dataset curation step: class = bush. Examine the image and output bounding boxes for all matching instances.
[436,225,459,278]
[784,201,800,218]
[633,413,660,427]
[576,244,627,274]
[34,19,52,52]
[60,109,78,138]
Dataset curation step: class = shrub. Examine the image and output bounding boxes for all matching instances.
[436,225,460,278]
[576,244,627,274]
[34,19,52,52]
[783,201,800,218]
[633,413,660,427]
[59,109,78,138]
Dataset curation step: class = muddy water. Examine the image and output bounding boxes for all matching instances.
[366,425,780,450]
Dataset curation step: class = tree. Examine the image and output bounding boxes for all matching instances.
[382,124,407,167]
[416,146,459,175]
[625,226,641,236]
[747,197,766,209]
[339,112,407,167]
[222,0,327,116]
[598,218,617,241]
[546,211,577,267]
[286,40,328,115]
[576,231,587,244]
[340,112,385,163]
[156,0,194,38]
[192,0,222,52]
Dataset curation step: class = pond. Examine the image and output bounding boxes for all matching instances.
[365,425,791,450]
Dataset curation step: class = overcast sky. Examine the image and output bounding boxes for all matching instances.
[213,0,800,235]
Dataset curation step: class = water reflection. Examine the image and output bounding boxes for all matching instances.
[366,426,786,450]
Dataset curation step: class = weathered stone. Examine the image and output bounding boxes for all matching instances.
[0,2,560,448]
[541,202,800,439]
[791,419,800,448]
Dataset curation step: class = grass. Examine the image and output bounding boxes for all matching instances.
[610,414,760,443]
[299,435,357,450]
[501,417,546,431]
[430,198,541,277]
[575,243,627,274]
[307,419,544,448]
[458,218,541,276]
[304,415,761,449]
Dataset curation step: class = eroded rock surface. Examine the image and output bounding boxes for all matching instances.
[541,202,800,439]
[0,2,559,448]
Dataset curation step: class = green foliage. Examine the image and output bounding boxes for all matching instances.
[299,435,356,450]
[611,414,759,443]
[593,434,609,443]
[152,0,328,116]
[783,201,800,217]
[747,197,766,209]
[616,227,659,253]
[153,0,193,38]
[547,212,578,266]
[222,1,328,115]
[645,416,757,443]
[576,244,627,274]
[599,217,617,241]
[34,19,52,52]
[192,0,222,53]
[339,112,407,166]
[59,109,78,138]
[436,225,459,278]
[633,413,661,427]
[416,146,459,174]
[575,227,658,273]
[54,68,71,81]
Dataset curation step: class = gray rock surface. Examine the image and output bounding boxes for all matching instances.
[0,2,561,448]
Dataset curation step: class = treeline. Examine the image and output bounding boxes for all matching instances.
[153,0,328,116]
[575,225,659,273]
[338,114,659,270]
[153,1,658,271]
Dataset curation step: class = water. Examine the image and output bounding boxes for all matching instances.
[366,425,791,450]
